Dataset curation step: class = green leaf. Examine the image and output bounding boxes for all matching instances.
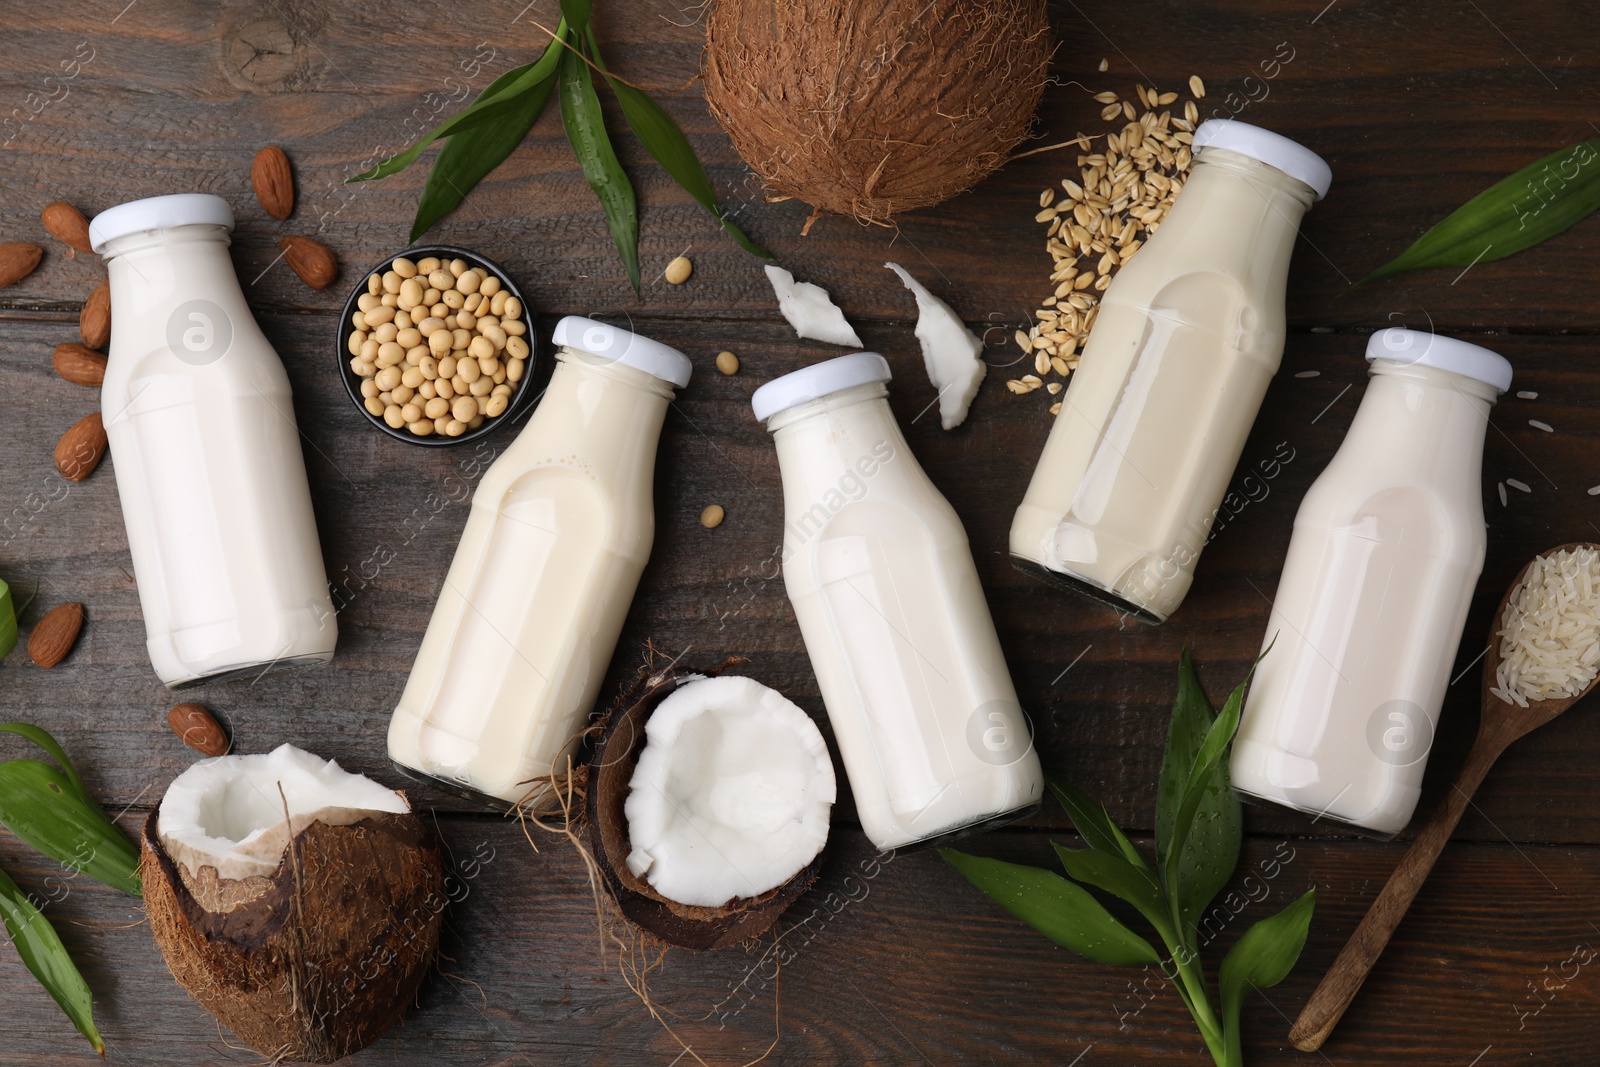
[559,46,639,291]
[0,723,89,802]
[0,579,16,660]
[586,29,771,260]
[942,849,1160,967]
[1052,843,1174,942]
[0,864,104,1053]
[1363,137,1600,283]
[348,23,570,185]
[0,760,141,897]
[559,0,592,32]
[1049,778,1149,870]
[1220,888,1316,1065]
[410,68,559,241]
[1157,652,1242,943]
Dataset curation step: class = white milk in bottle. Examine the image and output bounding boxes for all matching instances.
[1231,329,1511,837]
[754,353,1043,850]
[388,316,690,805]
[91,194,336,687]
[1011,120,1332,622]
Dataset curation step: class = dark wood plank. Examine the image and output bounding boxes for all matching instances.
[0,824,1596,1065]
[2,1,1599,331]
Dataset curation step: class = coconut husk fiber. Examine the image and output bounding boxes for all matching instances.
[141,810,444,1064]
[703,0,1053,228]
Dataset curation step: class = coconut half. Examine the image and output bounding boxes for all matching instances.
[589,667,834,950]
[141,744,443,1064]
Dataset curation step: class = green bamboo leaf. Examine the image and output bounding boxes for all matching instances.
[1160,674,1250,902]
[559,45,639,291]
[1052,843,1174,941]
[559,0,592,32]
[0,761,141,897]
[0,579,17,660]
[410,69,558,241]
[0,864,104,1053]
[1364,137,1600,283]
[1157,652,1242,942]
[1049,779,1149,870]
[586,29,771,259]
[1220,888,1316,1065]
[942,849,1160,967]
[348,23,569,185]
[0,723,89,802]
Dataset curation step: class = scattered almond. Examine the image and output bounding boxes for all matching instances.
[80,281,110,349]
[252,146,295,221]
[0,242,43,288]
[40,202,93,254]
[167,703,230,757]
[280,235,337,290]
[28,602,84,669]
[55,412,107,481]
[53,342,107,386]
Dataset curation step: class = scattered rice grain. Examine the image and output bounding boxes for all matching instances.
[1294,370,1320,379]
[1530,419,1554,433]
[1517,390,1539,399]
[1498,481,1508,507]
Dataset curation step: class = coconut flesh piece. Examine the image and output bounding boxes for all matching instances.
[764,264,864,347]
[157,743,410,886]
[624,675,835,908]
[885,261,987,429]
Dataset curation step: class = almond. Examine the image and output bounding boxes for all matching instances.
[0,242,43,288]
[40,201,93,255]
[252,145,295,220]
[53,342,107,386]
[167,703,230,757]
[28,602,84,669]
[280,235,338,290]
[80,281,110,349]
[55,412,107,481]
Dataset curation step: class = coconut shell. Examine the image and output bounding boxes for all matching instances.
[586,666,825,951]
[141,809,444,1064]
[703,0,1053,227]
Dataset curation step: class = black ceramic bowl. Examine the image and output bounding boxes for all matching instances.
[337,245,538,447]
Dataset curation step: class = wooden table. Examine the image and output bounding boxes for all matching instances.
[4,1,1599,1063]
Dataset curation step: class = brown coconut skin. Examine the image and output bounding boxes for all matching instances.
[587,665,825,951]
[703,0,1053,226]
[141,809,444,1064]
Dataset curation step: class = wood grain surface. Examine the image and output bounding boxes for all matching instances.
[1,0,1599,1064]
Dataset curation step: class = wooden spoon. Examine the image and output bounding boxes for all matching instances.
[1289,542,1600,1052]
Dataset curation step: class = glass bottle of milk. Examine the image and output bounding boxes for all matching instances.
[1011,120,1332,623]
[91,194,337,688]
[388,316,691,806]
[753,353,1043,851]
[1231,329,1511,837]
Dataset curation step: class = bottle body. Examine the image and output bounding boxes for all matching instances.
[1230,360,1497,836]
[770,383,1043,850]
[100,222,335,687]
[388,349,673,804]
[1011,147,1316,622]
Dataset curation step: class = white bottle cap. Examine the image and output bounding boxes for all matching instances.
[552,315,692,387]
[89,193,235,254]
[1192,120,1332,201]
[751,352,892,422]
[1365,328,1513,393]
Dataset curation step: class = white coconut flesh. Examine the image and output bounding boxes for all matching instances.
[624,675,835,908]
[158,743,410,883]
[885,261,987,430]
[764,264,864,347]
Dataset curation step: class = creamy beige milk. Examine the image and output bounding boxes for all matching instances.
[756,353,1043,850]
[93,195,336,688]
[1012,123,1330,622]
[1232,332,1511,837]
[389,318,690,805]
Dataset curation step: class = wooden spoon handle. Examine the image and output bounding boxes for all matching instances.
[1288,732,1507,1052]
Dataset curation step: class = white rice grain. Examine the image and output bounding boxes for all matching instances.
[1492,546,1600,705]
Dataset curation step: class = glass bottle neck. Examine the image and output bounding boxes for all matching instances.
[765,381,891,436]
[555,345,679,401]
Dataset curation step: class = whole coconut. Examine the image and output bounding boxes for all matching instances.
[703,0,1053,227]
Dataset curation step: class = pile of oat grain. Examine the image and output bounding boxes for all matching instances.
[1010,74,1207,414]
